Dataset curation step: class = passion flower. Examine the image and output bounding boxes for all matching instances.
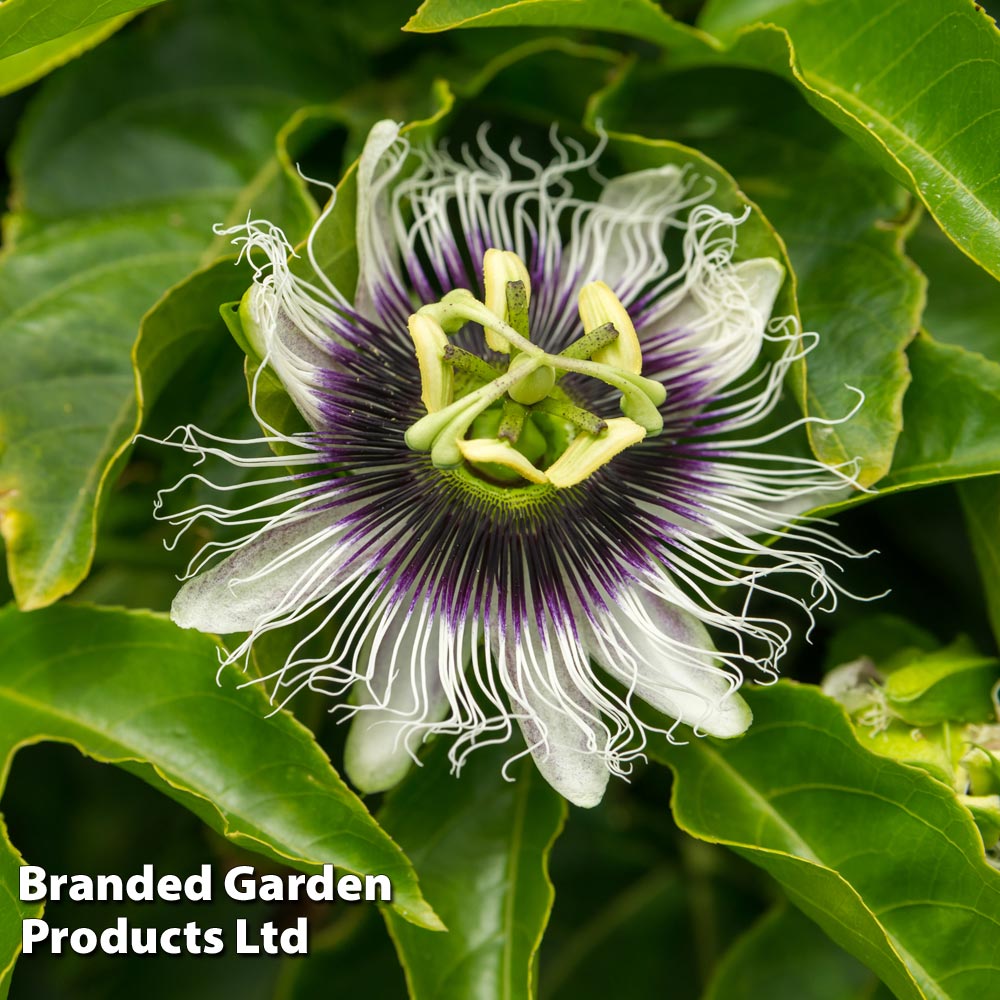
[156,121,861,807]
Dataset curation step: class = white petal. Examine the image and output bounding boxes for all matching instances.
[354,119,405,322]
[171,508,350,634]
[218,217,346,432]
[734,256,785,318]
[584,585,752,738]
[247,287,332,429]
[497,621,610,808]
[344,600,451,794]
[595,166,685,295]
[643,250,784,391]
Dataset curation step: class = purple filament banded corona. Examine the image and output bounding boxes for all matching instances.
[153,120,865,807]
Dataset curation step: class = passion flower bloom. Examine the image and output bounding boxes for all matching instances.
[157,121,861,807]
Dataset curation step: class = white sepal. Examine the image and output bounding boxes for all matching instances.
[584,585,752,739]
[171,508,350,635]
[344,600,451,794]
[496,621,610,808]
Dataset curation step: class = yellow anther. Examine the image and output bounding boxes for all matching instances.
[578,281,642,375]
[407,312,453,413]
[483,248,531,353]
[457,438,549,484]
[546,417,646,488]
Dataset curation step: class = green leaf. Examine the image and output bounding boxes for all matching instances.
[906,214,1000,647]
[0,0,164,61]
[541,832,765,999]
[380,741,566,1000]
[963,797,1000,851]
[136,263,256,414]
[590,63,923,485]
[909,216,1000,361]
[704,903,882,1000]
[540,867,695,999]
[0,817,40,1000]
[0,602,440,992]
[404,0,711,47]
[0,0,359,609]
[858,722,961,790]
[276,909,409,998]
[413,0,1000,280]
[959,476,1000,649]
[879,333,1000,493]
[656,683,1000,1000]
[883,643,1000,726]
[0,15,137,97]
[693,0,1000,282]
[823,613,939,673]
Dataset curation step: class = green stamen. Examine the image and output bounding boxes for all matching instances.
[557,322,619,362]
[443,344,503,382]
[406,249,664,488]
[533,396,607,436]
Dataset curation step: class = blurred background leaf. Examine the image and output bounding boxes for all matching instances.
[540,771,766,1000]
[905,209,1000,653]
[703,903,889,1000]
[960,478,1000,651]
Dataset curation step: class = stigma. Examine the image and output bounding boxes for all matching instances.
[404,250,664,488]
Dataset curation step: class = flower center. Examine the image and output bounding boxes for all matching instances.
[404,250,665,488]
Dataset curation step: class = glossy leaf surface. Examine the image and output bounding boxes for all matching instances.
[0,0,163,61]
[381,741,566,1000]
[0,602,439,999]
[0,15,137,96]
[657,683,1000,1000]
